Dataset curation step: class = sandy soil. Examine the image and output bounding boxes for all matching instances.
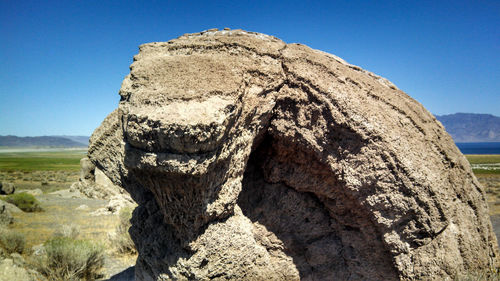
[9,190,136,280]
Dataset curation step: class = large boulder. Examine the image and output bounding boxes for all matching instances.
[89,29,499,280]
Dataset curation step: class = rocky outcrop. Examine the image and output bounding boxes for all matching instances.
[71,157,135,214]
[0,200,13,226]
[0,182,15,195]
[0,258,34,281]
[89,29,499,280]
[71,157,123,199]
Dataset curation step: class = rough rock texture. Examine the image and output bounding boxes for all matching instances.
[88,29,499,280]
[0,182,15,195]
[71,157,135,214]
[0,254,44,281]
[0,200,13,226]
[71,157,124,199]
[1,201,22,214]
[0,258,33,281]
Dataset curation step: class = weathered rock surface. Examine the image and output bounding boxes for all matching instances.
[71,157,123,199]
[0,200,14,226]
[71,156,135,214]
[0,200,22,214]
[0,182,15,195]
[0,256,43,281]
[89,29,499,280]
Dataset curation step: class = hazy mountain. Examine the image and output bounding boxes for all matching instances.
[0,135,89,147]
[50,135,89,146]
[436,113,500,142]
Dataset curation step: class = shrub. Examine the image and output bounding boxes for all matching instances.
[33,237,105,281]
[53,224,80,240]
[1,192,43,212]
[0,227,26,254]
[110,206,136,255]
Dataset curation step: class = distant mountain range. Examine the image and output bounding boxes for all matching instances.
[0,135,89,148]
[435,113,500,142]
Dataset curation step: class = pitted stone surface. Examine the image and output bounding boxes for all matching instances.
[89,29,498,280]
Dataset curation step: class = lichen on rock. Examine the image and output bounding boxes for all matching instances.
[88,29,499,280]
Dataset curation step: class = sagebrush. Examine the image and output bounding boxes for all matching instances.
[1,192,43,212]
[0,227,26,255]
[32,237,105,281]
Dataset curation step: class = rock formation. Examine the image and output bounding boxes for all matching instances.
[88,29,499,280]
[71,157,135,214]
[0,200,13,226]
[0,182,15,195]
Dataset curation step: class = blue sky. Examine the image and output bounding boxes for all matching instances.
[1,0,499,136]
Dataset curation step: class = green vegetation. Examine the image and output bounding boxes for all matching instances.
[0,150,84,193]
[33,237,105,281]
[0,151,85,172]
[110,206,136,255]
[471,169,500,175]
[0,227,26,255]
[0,150,134,278]
[465,155,500,164]
[1,193,43,212]
[54,224,80,240]
[466,154,500,215]
[465,155,500,175]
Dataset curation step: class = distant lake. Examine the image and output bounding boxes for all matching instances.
[456,142,500,155]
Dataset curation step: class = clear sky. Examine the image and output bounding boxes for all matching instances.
[1,0,499,136]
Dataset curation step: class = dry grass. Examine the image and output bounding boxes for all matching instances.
[109,207,137,255]
[0,170,79,194]
[0,227,26,255]
[0,151,83,194]
[32,236,105,281]
[1,192,43,212]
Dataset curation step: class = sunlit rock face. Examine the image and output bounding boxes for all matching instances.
[88,29,499,280]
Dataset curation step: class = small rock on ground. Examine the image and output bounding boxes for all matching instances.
[0,182,15,195]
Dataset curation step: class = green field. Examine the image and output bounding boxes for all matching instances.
[0,150,86,172]
[0,150,86,193]
[465,155,500,175]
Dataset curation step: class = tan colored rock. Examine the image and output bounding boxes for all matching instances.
[80,156,95,182]
[0,182,15,195]
[71,156,135,214]
[89,29,499,280]
[0,258,37,281]
[0,200,22,214]
[90,195,136,216]
[71,157,121,199]
[0,200,13,226]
